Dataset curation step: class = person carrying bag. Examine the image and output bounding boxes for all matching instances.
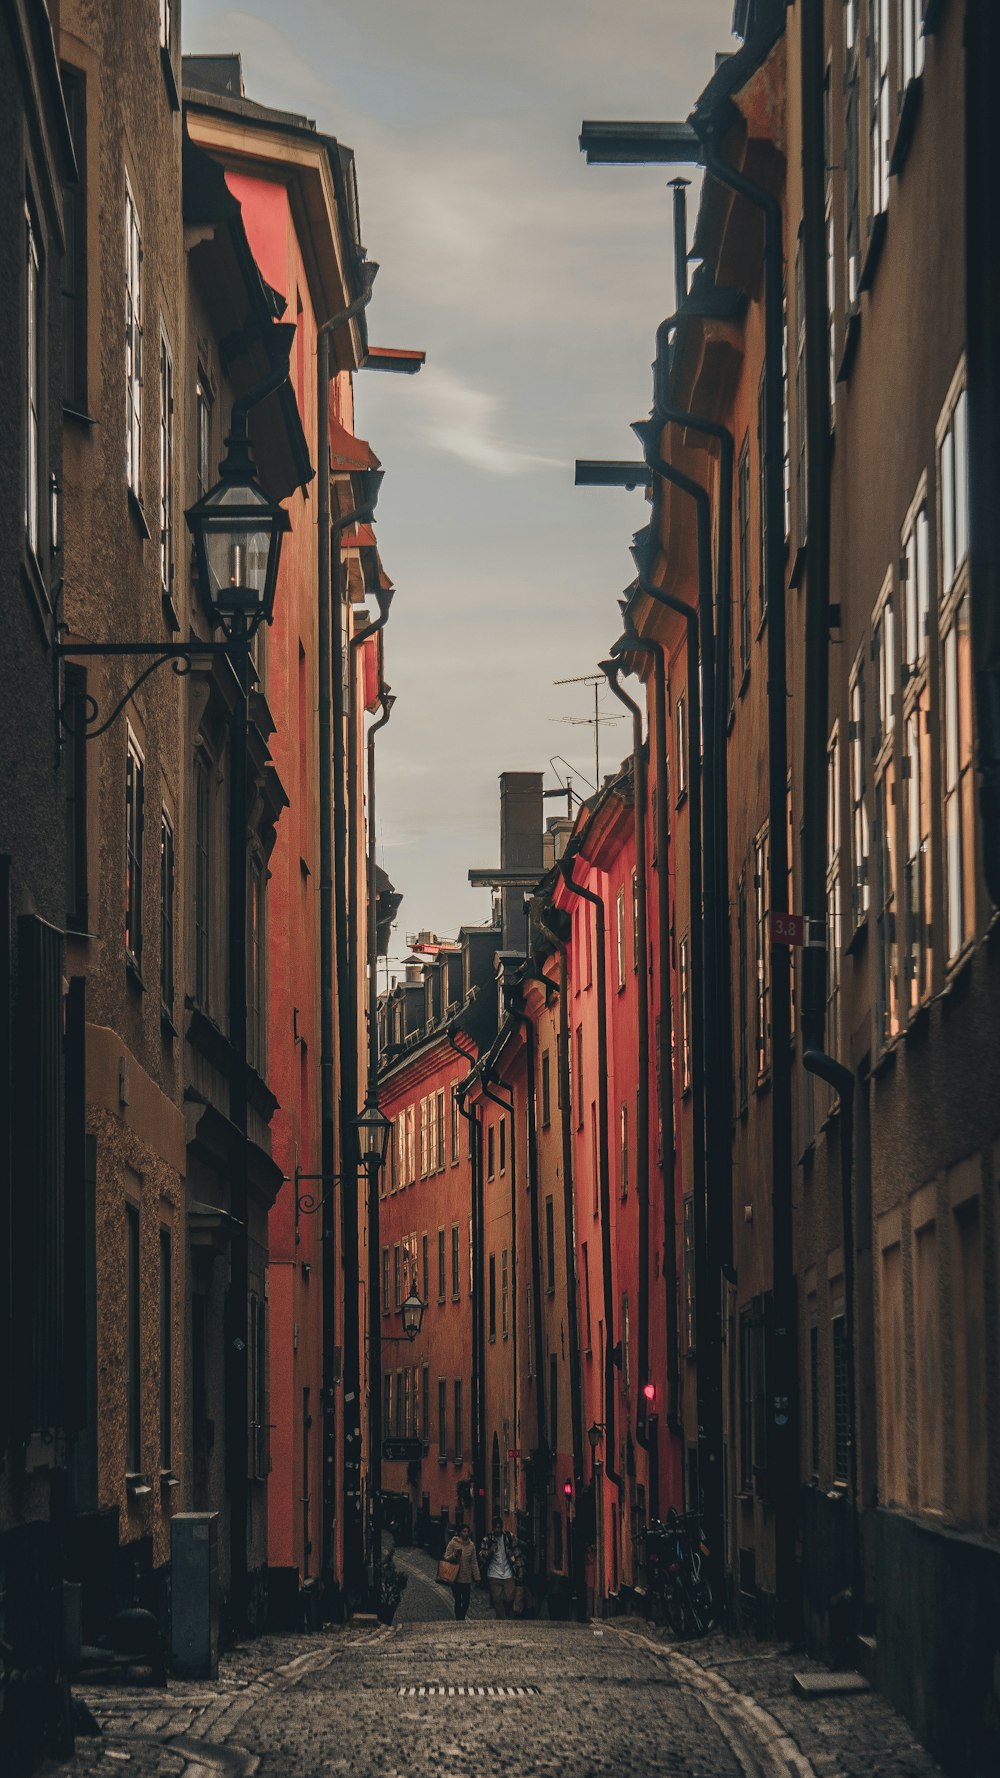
[440,1523,480,1621]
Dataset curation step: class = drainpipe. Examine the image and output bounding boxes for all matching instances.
[966,0,1000,907]
[612,628,678,1453]
[317,269,378,1609]
[533,901,587,1620]
[481,1065,518,1524]
[365,687,394,1573]
[598,663,650,1466]
[508,1003,548,1488]
[450,1025,485,1543]
[670,179,690,307]
[558,848,622,1501]
[692,114,796,1631]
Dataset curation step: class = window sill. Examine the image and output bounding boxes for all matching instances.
[63,402,96,427]
[889,76,922,179]
[871,1038,900,1079]
[160,1469,180,1491]
[125,955,146,995]
[845,916,868,957]
[837,308,861,386]
[160,1004,177,1040]
[128,488,151,540]
[789,544,807,591]
[126,1473,153,1501]
[160,45,180,111]
[859,210,888,295]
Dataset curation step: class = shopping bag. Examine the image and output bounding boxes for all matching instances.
[437,1558,460,1586]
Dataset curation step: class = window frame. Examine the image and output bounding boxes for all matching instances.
[125,727,145,973]
[124,173,142,500]
[160,805,175,1017]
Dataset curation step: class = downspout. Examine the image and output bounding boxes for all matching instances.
[598,664,650,1469]
[450,1025,485,1542]
[365,687,394,1573]
[558,849,622,1497]
[533,902,587,1620]
[317,271,377,1607]
[966,0,1000,907]
[693,114,796,1629]
[481,1066,518,1525]
[613,629,679,1453]
[509,1003,548,1483]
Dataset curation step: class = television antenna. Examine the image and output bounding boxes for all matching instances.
[552,673,623,792]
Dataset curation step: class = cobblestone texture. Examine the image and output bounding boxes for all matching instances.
[46,1549,946,1778]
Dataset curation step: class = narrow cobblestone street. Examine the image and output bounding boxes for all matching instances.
[51,1550,945,1778]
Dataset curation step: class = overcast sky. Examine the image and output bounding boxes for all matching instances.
[184,0,736,969]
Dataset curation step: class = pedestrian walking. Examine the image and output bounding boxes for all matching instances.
[442,1522,480,1621]
[479,1513,525,1619]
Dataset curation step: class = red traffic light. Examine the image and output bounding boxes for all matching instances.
[642,1381,656,1403]
[563,1478,573,1499]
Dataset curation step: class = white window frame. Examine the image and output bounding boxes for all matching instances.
[159,323,174,597]
[125,176,142,497]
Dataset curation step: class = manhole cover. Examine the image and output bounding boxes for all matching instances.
[397,1684,541,1699]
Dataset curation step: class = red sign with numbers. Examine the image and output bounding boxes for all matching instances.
[770,911,806,946]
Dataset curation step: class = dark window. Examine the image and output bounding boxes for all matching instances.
[739,1312,753,1491]
[194,753,210,1006]
[489,1253,496,1340]
[582,1242,592,1351]
[383,1373,391,1440]
[381,1247,390,1315]
[125,731,144,968]
[575,1025,584,1128]
[737,434,751,677]
[810,1320,820,1477]
[422,1366,429,1445]
[683,1198,696,1354]
[451,1224,460,1300]
[195,373,213,499]
[736,871,749,1111]
[453,1379,463,1461]
[249,1293,267,1477]
[549,1352,558,1451]
[159,327,174,597]
[844,2,861,308]
[541,1050,551,1126]
[832,1313,849,1482]
[486,1123,495,1181]
[438,1378,447,1458]
[422,1231,429,1304]
[247,855,265,1071]
[64,665,88,929]
[499,1114,506,1174]
[395,1368,404,1437]
[159,1229,172,1468]
[552,1509,564,1572]
[437,1227,446,1302]
[160,809,174,1014]
[61,66,88,412]
[126,1203,141,1472]
[501,1247,509,1338]
[545,1195,555,1293]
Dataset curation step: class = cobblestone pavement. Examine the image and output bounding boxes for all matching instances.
[49,1554,946,1778]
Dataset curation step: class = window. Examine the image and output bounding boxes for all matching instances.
[870,0,890,222]
[486,1124,495,1182]
[549,1353,558,1451]
[809,1316,820,1478]
[939,385,969,601]
[832,1309,849,1484]
[499,1114,506,1174]
[383,1373,392,1441]
[125,729,144,969]
[194,753,210,1007]
[575,1025,584,1128]
[419,1097,428,1177]
[126,1204,141,1473]
[489,1254,496,1340]
[844,2,861,307]
[552,1509,564,1572]
[874,763,900,1045]
[753,825,771,1077]
[422,1231,429,1304]
[159,0,172,49]
[901,0,925,90]
[64,665,88,930]
[394,1369,404,1437]
[435,1091,446,1171]
[756,373,768,620]
[450,1084,460,1162]
[159,325,174,597]
[632,869,640,969]
[619,1101,629,1198]
[501,1248,509,1339]
[25,202,43,557]
[781,292,792,538]
[195,374,213,499]
[451,1224,460,1300]
[248,855,265,1072]
[61,67,88,413]
[404,1367,414,1438]
[848,658,871,918]
[160,809,174,1015]
[615,886,626,990]
[683,1198,695,1354]
[249,1293,267,1477]
[621,1292,631,1396]
[406,1105,415,1183]
[826,730,842,1059]
[942,595,975,961]
[526,1286,534,1377]
[739,1312,753,1492]
[437,1228,446,1302]
[453,1380,463,1461]
[873,588,896,754]
[125,175,142,497]
[541,1050,551,1126]
[736,871,749,1111]
[159,1228,172,1469]
[902,500,930,679]
[438,1379,447,1459]
[678,934,692,1094]
[675,693,687,800]
[545,1195,556,1293]
[381,1247,390,1316]
[422,1365,430,1449]
[904,700,932,1006]
[794,235,807,544]
[582,1243,592,1351]
[737,434,751,678]
[826,205,837,416]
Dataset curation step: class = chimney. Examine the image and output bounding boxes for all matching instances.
[543,814,575,869]
[499,771,543,952]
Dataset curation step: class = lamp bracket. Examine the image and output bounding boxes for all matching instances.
[55,639,239,742]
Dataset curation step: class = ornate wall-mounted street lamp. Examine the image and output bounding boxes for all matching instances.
[354,1097,393,1171]
[399,1290,426,1342]
[186,426,289,636]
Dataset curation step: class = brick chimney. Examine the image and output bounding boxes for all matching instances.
[499,771,544,952]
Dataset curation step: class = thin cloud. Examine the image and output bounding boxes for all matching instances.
[417,366,563,476]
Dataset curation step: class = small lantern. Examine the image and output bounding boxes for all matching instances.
[587,1422,605,1452]
[353,1098,393,1170]
[185,431,289,635]
[400,1290,426,1341]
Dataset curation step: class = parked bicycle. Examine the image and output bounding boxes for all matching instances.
[644,1508,713,1638]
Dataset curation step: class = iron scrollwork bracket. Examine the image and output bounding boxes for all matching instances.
[55,639,238,742]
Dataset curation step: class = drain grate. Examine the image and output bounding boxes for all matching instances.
[397,1683,541,1699]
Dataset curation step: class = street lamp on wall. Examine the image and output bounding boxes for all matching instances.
[353,1098,393,1171]
[185,428,289,637]
[399,1291,426,1341]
